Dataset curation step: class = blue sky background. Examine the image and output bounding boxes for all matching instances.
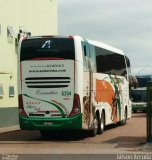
[58,0,152,75]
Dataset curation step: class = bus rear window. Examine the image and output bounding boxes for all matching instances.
[20,38,75,61]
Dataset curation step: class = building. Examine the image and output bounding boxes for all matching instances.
[0,0,57,129]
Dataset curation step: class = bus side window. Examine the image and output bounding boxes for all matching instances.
[89,44,96,72]
[95,46,127,77]
[82,42,96,72]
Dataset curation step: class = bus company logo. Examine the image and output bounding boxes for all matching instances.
[30,64,64,68]
[41,40,55,48]
[36,89,58,95]
[47,64,64,68]
[29,69,66,73]
[30,64,48,68]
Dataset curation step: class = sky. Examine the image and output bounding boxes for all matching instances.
[58,0,152,75]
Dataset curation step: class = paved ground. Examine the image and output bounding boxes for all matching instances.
[0,113,151,158]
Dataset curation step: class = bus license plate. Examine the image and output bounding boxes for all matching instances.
[43,122,53,126]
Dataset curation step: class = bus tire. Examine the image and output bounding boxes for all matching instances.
[89,114,98,137]
[119,107,127,126]
[98,112,105,134]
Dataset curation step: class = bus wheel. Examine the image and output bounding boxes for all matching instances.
[98,112,105,134]
[89,114,98,137]
[119,108,127,126]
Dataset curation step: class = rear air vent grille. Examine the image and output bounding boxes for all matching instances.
[25,77,71,88]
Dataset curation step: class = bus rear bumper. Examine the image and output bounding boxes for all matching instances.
[132,105,147,112]
[19,114,82,131]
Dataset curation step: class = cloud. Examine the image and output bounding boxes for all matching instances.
[59,0,152,72]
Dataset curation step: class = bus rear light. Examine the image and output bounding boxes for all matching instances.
[20,63,22,82]
[69,94,81,117]
[19,95,28,117]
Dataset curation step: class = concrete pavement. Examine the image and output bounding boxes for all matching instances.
[0,125,19,133]
[0,113,151,155]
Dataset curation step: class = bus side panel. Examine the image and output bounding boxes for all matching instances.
[82,71,92,129]
[121,77,131,119]
[93,73,113,125]
[74,37,86,130]
[93,73,129,125]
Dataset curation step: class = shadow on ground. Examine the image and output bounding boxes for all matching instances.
[102,136,146,152]
[0,130,91,141]
[132,113,147,118]
[103,136,146,144]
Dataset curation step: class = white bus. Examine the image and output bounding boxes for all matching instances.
[18,35,131,137]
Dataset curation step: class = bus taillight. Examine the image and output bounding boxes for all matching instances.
[19,95,28,117]
[69,94,81,117]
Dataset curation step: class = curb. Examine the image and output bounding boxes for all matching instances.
[0,125,20,133]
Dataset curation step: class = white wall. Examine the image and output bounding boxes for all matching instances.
[0,0,57,109]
